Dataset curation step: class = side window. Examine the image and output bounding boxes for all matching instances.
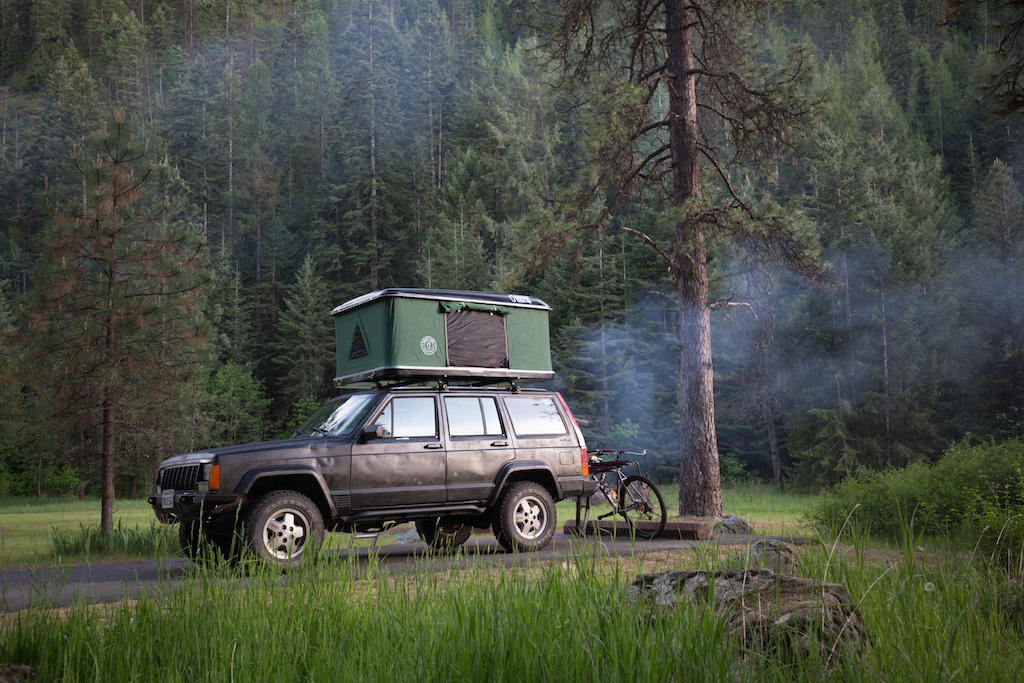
[374,397,437,438]
[445,397,504,437]
[503,397,568,436]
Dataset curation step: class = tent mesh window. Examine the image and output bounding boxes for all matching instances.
[349,324,369,360]
[445,309,508,368]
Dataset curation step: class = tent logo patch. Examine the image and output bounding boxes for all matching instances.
[420,335,438,356]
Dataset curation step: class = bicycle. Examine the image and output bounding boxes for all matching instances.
[585,449,667,539]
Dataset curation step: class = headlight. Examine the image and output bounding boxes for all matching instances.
[197,462,221,492]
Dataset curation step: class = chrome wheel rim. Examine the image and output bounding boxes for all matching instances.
[262,507,309,560]
[513,495,547,540]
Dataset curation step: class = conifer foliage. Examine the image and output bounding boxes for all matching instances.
[1,1,1024,511]
[530,0,820,515]
[24,105,206,535]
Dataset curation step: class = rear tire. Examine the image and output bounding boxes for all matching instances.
[243,490,324,571]
[618,474,666,539]
[415,518,472,551]
[493,482,556,552]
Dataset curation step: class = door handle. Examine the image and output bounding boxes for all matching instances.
[424,443,443,450]
[490,441,509,447]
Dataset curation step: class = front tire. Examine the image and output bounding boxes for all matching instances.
[493,482,556,552]
[243,491,324,571]
[415,518,472,551]
[178,518,237,565]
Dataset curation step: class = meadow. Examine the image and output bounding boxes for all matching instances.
[0,484,810,569]
[2,486,1023,681]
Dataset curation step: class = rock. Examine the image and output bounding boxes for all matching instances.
[392,528,422,545]
[714,514,753,535]
[630,569,868,666]
[0,664,35,682]
[726,538,801,574]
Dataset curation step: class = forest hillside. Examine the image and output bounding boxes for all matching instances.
[0,0,1022,497]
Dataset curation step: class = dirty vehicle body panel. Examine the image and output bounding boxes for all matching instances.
[150,386,593,565]
[150,290,592,568]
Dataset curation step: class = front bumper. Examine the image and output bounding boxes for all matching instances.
[148,491,243,524]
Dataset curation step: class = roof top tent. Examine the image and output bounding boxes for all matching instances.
[331,289,555,386]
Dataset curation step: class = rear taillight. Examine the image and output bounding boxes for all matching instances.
[555,392,589,477]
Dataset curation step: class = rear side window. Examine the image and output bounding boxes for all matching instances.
[503,396,568,436]
[445,396,504,437]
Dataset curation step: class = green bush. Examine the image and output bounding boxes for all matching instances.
[809,438,1024,558]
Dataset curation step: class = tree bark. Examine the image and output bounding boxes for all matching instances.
[666,0,722,517]
[101,319,116,537]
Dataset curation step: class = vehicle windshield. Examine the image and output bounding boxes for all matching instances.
[292,393,378,438]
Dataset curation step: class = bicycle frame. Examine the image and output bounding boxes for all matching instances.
[574,449,666,538]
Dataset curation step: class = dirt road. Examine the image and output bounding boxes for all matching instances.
[0,530,768,612]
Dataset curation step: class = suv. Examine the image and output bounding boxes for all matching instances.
[149,385,593,569]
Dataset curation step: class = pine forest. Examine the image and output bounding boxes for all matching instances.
[1,0,1023,510]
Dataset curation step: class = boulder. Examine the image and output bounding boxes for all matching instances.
[725,538,801,574]
[0,664,35,682]
[630,569,868,666]
[714,514,753,535]
[392,528,423,545]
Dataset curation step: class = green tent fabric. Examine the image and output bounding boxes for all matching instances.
[332,289,553,385]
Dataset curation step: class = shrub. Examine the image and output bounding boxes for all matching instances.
[809,438,1024,559]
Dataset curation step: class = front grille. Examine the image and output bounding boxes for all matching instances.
[160,464,201,491]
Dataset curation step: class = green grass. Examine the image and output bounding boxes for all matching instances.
[0,498,163,569]
[0,483,816,568]
[4,532,1024,681]
[721,483,817,535]
[4,489,1021,680]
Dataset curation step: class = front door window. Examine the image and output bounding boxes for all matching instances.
[374,396,438,438]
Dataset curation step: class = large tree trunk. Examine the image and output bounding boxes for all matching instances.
[667,0,722,517]
[101,389,115,537]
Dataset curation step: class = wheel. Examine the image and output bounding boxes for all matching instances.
[618,474,666,539]
[243,490,324,571]
[493,482,556,552]
[415,518,472,551]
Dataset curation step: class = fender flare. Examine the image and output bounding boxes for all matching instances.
[487,461,561,507]
[237,467,336,518]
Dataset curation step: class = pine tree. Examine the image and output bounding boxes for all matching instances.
[273,254,333,404]
[23,106,207,534]
[966,158,1024,432]
[326,0,413,294]
[99,9,145,108]
[531,0,819,515]
[199,362,271,447]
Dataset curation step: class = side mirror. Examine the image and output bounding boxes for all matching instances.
[361,424,384,442]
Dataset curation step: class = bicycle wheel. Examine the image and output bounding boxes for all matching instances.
[618,474,666,539]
